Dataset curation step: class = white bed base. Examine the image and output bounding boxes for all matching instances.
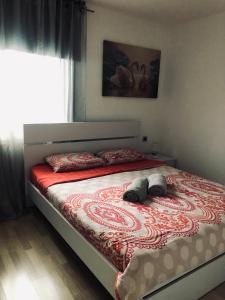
[24,121,225,300]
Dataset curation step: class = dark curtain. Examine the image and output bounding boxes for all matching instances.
[0,0,85,220]
[0,0,83,59]
[0,137,24,219]
[68,10,87,122]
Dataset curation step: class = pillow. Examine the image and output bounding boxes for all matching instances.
[97,148,146,165]
[46,152,105,172]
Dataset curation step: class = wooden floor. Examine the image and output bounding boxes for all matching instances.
[0,208,225,300]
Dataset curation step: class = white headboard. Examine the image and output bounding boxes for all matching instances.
[24,121,140,181]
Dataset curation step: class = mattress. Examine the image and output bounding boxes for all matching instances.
[31,162,225,300]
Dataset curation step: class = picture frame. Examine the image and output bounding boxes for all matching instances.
[102,40,161,98]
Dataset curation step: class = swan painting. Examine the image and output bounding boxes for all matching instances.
[102,40,161,98]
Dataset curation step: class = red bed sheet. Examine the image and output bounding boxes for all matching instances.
[31,159,164,195]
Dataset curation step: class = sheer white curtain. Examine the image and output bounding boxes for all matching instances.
[0,0,85,219]
[0,49,69,139]
[0,49,70,219]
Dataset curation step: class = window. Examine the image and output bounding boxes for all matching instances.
[0,50,68,138]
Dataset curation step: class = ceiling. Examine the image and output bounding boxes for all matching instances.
[88,0,225,24]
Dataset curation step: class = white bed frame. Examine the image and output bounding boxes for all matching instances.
[24,121,225,300]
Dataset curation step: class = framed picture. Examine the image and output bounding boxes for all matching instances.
[102,40,161,98]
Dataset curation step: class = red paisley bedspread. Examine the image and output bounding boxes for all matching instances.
[38,164,225,300]
[58,170,225,272]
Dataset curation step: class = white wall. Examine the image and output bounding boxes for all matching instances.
[85,5,172,151]
[85,5,225,184]
[161,12,225,184]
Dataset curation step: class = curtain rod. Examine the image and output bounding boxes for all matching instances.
[66,0,95,13]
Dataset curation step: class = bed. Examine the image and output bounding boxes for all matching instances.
[24,121,225,300]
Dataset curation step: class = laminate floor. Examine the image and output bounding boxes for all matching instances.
[0,208,225,300]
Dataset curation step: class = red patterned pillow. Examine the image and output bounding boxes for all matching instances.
[97,148,146,165]
[46,152,105,172]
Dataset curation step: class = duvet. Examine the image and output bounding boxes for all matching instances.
[31,162,225,300]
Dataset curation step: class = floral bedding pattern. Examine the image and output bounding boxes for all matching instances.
[46,166,225,300]
[45,152,105,172]
[97,148,146,165]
